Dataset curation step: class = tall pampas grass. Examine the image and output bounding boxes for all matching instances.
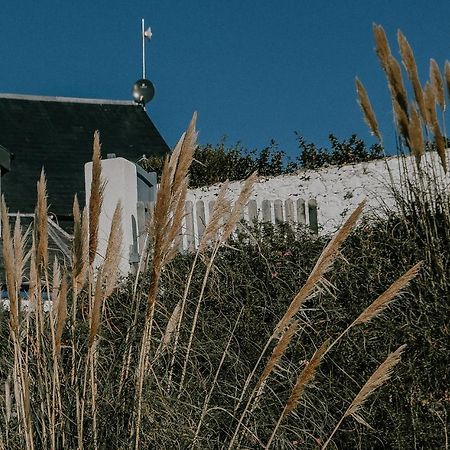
[177,171,257,394]
[430,59,445,112]
[445,61,450,100]
[362,26,448,174]
[398,30,427,122]
[325,263,421,356]
[133,113,197,450]
[373,24,391,73]
[227,201,365,450]
[88,130,104,266]
[35,170,48,269]
[355,77,382,142]
[265,340,329,449]
[321,345,406,449]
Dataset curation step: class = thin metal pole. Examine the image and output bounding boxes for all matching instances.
[142,18,146,79]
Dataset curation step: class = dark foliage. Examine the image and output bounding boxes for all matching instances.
[140,135,384,188]
[147,212,448,449]
[296,133,384,170]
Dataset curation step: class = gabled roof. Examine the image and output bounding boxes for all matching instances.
[0,144,11,174]
[0,94,169,217]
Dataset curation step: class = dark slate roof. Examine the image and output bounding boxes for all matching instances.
[0,94,169,217]
[0,145,11,174]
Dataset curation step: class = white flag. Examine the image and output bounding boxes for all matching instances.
[144,27,152,39]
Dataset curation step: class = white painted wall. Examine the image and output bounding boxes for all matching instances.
[185,150,450,237]
[85,157,137,275]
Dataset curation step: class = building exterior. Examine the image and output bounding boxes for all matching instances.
[0,93,169,222]
[0,92,169,279]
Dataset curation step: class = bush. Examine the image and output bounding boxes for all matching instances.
[140,135,384,188]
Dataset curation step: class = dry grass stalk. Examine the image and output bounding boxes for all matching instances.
[28,239,38,306]
[150,114,197,294]
[165,182,231,388]
[13,216,30,290]
[35,170,48,268]
[1,198,18,332]
[347,344,406,417]
[51,257,61,309]
[321,345,406,449]
[373,24,391,73]
[134,114,197,450]
[408,108,425,165]
[254,321,299,401]
[393,97,410,144]
[424,81,438,128]
[325,263,421,357]
[89,269,104,348]
[1,198,34,448]
[445,60,450,100]
[387,56,409,118]
[265,340,329,449]
[159,302,182,353]
[283,340,329,416]
[55,276,68,356]
[397,30,427,122]
[228,203,365,450]
[198,181,231,253]
[72,195,88,291]
[355,78,382,141]
[433,122,447,173]
[430,59,445,111]
[89,130,104,265]
[178,171,257,395]
[424,82,448,171]
[354,263,421,326]
[102,202,123,298]
[192,307,244,447]
[222,172,257,242]
[275,201,365,336]
[88,202,122,346]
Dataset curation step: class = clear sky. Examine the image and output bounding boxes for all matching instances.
[0,0,448,157]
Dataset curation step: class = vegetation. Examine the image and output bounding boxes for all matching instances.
[140,134,384,188]
[0,24,449,450]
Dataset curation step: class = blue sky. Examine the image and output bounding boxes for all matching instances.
[0,1,448,158]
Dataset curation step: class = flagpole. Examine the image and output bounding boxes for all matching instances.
[142,18,146,79]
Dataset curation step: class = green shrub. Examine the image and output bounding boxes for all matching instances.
[140,135,384,188]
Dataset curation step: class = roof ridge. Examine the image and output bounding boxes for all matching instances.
[0,93,135,106]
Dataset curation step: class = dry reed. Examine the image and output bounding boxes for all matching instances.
[445,61,450,99]
[88,130,104,265]
[265,340,329,449]
[227,202,365,450]
[430,59,445,111]
[373,24,391,73]
[321,345,406,449]
[355,77,382,141]
[35,170,48,268]
[275,200,365,336]
[397,30,427,122]
[408,107,425,164]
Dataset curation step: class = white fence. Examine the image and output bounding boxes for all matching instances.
[181,197,318,251]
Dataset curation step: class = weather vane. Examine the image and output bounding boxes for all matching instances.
[141,18,152,79]
[133,18,155,107]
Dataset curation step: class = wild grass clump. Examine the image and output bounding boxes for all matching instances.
[0,122,422,449]
[1,24,447,450]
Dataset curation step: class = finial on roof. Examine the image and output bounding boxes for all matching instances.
[133,18,155,107]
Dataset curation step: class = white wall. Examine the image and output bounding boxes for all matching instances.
[85,157,137,275]
[185,150,450,240]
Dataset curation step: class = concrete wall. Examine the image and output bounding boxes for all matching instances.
[85,157,136,275]
[184,150,450,244]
